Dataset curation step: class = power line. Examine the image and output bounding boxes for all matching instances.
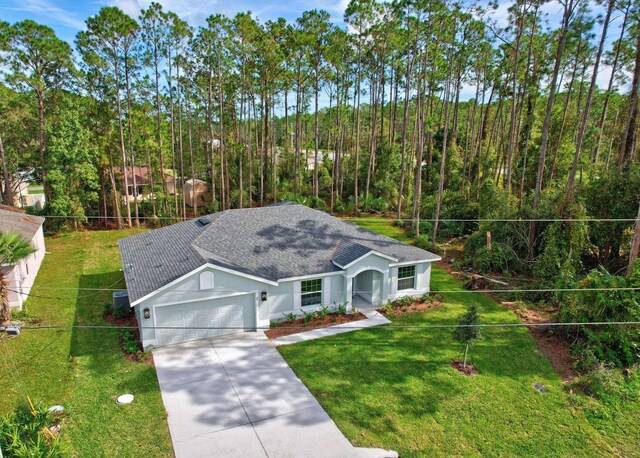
[8,286,640,301]
[15,321,640,331]
[0,214,636,223]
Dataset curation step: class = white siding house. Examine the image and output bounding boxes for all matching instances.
[120,203,440,349]
[0,206,46,310]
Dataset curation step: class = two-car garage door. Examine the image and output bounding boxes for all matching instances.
[154,293,256,347]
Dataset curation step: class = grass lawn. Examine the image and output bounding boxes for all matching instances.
[279,217,635,457]
[0,230,172,457]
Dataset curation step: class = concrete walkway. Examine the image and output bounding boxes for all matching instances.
[153,332,397,458]
[272,310,391,346]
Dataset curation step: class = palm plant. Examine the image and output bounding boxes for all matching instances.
[0,232,36,324]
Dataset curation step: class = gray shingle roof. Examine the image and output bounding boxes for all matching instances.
[0,207,44,241]
[119,203,440,303]
[332,241,396,268]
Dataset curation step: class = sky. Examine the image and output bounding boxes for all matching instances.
[0,0,626,102]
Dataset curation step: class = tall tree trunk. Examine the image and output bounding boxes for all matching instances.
[153,43,168,214]
[0,136,13,206]
[506,5,525,192]
[433,77,452,244]
[124,49,139,225]
[618,30,640,169]
[397,51,416,219]
[531,0,576,247]
[628,203,640,277]
[354,42,362,216]
[594,4,629,163]
[114,58,132,228]
[567,0,614,197]
[37,90,48,202]
[313,73,320,198]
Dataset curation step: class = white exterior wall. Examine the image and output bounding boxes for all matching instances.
[132,257,436,347]
[387,261,432,301]
[7,226,46,310]
[270,273,346,321]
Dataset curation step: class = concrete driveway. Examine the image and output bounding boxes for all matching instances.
[153,332,396,458]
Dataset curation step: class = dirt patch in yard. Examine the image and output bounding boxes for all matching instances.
[498,301,577,383]
[265,312,367,339]
[529,331,576,384]
[452,361,479,376]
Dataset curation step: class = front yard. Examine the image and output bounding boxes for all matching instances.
[2,220,637,457]
[279,218,639,457]
[0,230,172,457]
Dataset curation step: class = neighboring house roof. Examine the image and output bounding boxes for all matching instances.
[0,205,45,241]
[115,167,174,187]
[119,202,440,304]
[184,178,207,187]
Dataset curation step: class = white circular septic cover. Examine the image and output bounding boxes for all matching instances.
[48,405,64,413]
[117,394,134,405]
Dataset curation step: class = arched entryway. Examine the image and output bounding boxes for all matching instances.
[351,269,383,308]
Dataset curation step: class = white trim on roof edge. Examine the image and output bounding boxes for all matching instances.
[332,250,398,269]
[389,257,441,267]
[129,263,277,306]
[278,271,344,282]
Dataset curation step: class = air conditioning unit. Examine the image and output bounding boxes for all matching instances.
[112,291,130,316]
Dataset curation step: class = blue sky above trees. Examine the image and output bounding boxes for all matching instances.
[0,0,624,102]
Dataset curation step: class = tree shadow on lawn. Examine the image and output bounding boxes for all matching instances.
[281,325,566,423]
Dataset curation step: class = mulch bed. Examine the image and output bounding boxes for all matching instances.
[264,312,367,339]
[378,298,443,316]
[104,311,154,365]
[452,361,479,376]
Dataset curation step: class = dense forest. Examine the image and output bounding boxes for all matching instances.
[1,0,639,276]
[0,0,639,381]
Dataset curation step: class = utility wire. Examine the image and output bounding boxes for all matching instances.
[15,321,640,331]
[8,286,640,299]
[0,214,636,222]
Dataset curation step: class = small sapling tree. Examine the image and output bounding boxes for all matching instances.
[453,304,482,368]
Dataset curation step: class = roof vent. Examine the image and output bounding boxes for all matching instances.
[197,217,211,227]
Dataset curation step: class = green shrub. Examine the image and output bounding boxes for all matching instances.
[111,303,131,320]
[335,302,348,315]
[283,312,298,322]
[0,399,65,457]
[317,305,330,318]
[573,363,640,403]
[557,264,640,368]
[394,296,415,308]
[302,310,317,325]
[414,235,441,255]
[360,195,388,213]
[309,196,325,210]
[118,328,141,355]
[462,238,520,274]
[380,301,394,313]
[420,190,479,238]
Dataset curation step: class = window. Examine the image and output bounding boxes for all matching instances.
[199,271,215,290]
[301,279,322,307]
[397,266,416,291]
